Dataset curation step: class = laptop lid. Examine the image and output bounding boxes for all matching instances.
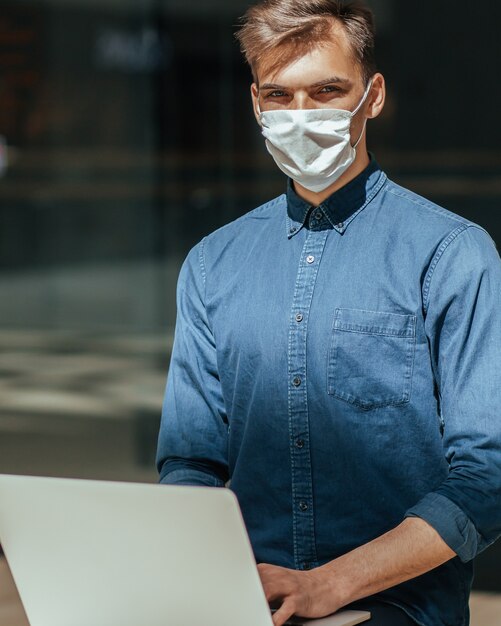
[0,474,370,626]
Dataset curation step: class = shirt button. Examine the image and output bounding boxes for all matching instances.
[295,313,303,323]
[314,211,322,220]
[289,227,297,234]
[337,222,344,229]
[292,376,302,387]
[303,562,312,570]
[295,438,304,448]
[299,500,308,512]
[306,255,315,264]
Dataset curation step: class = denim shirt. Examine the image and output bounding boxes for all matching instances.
[156,157,501,626]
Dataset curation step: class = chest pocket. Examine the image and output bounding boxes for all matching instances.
[327,308,416,411]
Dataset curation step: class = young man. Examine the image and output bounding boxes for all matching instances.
[156,2,501,625]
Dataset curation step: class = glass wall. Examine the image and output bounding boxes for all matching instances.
[0,0,500,589]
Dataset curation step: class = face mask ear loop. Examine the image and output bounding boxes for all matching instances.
[351,77,374,118]
[256,96,263,126]
[352,118,368,149]
[350,77,373,148]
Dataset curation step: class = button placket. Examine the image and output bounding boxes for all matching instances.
[287,228,327,570]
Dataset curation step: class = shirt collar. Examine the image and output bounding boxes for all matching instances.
[285,154,387,239]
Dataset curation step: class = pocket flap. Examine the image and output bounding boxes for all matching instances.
[334,308,416,337]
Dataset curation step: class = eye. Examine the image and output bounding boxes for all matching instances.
[318,85,341,94]
[264,90,288,98]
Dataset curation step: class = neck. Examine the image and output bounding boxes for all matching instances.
[293,147,371,207]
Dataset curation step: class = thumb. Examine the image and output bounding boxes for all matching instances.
[272,599,295,626]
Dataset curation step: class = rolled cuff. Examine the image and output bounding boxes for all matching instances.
[404,492,482,562]
[159,467,225,488]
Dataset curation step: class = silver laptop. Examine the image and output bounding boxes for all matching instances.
[0,474,370,626]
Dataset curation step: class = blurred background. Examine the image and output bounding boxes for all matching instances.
[0,0,500,614]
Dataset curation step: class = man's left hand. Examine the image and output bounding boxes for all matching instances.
[257,518,457,626]
[257,562,339,626]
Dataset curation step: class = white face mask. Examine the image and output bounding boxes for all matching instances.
[257,79,373,193]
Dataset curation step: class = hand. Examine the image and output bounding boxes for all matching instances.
[257,562,340,626]
[257,518,456,626]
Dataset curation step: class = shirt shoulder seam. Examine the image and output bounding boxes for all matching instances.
[198,237,207,302]
[384,182,469,226]
[422,224,488,314]
[204,195,286,241]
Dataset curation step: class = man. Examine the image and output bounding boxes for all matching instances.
[156,1,501,625]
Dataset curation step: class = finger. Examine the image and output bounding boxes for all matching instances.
[258,563,283,578]
[257,563,275,584]
[263,581,283,603]
[258,568,289,602]
[272,599,296,626]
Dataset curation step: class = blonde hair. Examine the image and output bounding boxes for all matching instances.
[235,0,377,85]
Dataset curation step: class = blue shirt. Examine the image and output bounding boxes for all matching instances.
[156,157,501,626]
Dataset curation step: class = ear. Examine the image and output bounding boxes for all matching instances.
[251,83,262,125]
[366,73,386,120]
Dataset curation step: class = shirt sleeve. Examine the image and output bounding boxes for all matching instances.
[155,238,229,488]
[404,224,501,562]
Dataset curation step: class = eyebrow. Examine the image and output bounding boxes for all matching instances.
[260,76,352,91]
[311,76,352,88]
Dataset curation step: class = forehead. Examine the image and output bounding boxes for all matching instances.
[256,21,362,86]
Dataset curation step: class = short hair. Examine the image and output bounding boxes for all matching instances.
[235,0,377,86]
